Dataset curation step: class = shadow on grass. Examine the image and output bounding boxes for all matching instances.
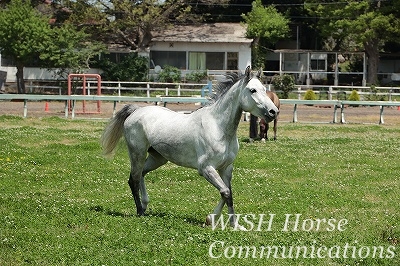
[89,205,134,218]
[89,205,205,226]
[146,209,205,227]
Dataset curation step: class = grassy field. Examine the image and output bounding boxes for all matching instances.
[0,115,399,265]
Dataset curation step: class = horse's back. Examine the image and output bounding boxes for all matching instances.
[266,91,280,109]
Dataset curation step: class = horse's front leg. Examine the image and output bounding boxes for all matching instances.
[201,165,230,222]
[219,164,246,230]
[203,165,245,230]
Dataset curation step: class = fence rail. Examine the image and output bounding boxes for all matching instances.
[1,94,399,124]
[16,80,400,100]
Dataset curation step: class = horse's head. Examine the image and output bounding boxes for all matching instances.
[240,66,279,123]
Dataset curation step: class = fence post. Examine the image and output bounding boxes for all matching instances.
[147,83,150,97]
[293,104,298,123]
[340,103,346,123]
[379,105,384,124]
[23,100,28,118]
[64,100,68,118]
[333,103,338,123]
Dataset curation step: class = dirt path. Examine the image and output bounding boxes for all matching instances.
[1,100,399,125]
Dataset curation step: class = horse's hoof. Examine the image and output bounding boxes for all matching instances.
[261,138,266,143]
[137,210,146,216]
[205,215,212,226]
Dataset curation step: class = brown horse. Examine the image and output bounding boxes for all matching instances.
[259,91,280,141]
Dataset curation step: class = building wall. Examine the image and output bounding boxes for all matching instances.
[150,41,252,71]
[0,64,100,82]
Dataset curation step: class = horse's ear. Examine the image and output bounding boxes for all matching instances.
[256,68,263,78]
[245,65,251,78]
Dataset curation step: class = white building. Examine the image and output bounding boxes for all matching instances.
[149,23,253,75]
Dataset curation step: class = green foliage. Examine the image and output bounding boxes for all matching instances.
[304,89,317,100]
[242,0,290,69]
[242,0,290,44]
[365,85,387,101]
[158,65,181,83]
[97,53,148,81]
[185,70,208,83]
[271,74,295,99]
[305,0,400,84]
[0,0,105,90]
[349,90,361,101]
[41,24,105,79]
[0,0,51,61]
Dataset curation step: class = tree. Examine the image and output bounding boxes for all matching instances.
[305,0,400,85]
[40,24,105,79]
[0,0,105,93]
[64,0,229,53]
[0,0,52,93]
[242,0,290,69]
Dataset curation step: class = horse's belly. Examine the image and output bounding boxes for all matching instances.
[151,140,199,169]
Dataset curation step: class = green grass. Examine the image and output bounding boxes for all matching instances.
[0,116,399,265]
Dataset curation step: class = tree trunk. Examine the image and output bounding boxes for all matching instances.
[364,40,380,85]
[16,62,25,94]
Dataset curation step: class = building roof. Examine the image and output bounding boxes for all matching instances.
[151,23,252,43]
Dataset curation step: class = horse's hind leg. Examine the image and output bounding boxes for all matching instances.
[127,145,148,216]
[128,172,144,216]
[140,149,168,212]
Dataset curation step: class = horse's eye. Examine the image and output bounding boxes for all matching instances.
[249,88,257,93]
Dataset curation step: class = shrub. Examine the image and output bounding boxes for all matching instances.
[271,74,295,99]
[97,53,148,81]
[185,70,208,82]
[304,89,317,100]
[158,65,181,83]
[349,90,360,101]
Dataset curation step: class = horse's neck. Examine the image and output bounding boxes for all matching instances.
[208,84,243,136]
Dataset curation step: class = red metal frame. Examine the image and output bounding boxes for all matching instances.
[67,74,101,113]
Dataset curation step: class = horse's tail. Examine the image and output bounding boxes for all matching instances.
[101,104,138,157]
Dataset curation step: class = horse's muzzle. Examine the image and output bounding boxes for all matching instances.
[264,107,279,122]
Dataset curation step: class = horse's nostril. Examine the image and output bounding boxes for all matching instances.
[270,109,276,116]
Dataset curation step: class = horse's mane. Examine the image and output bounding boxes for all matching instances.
[206,71,248,106]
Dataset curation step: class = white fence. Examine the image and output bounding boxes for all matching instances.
[1,93,399,124]
[17,80,400,100]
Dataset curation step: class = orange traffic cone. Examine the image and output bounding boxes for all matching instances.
[44,102,49,112]
[397,105,400,111]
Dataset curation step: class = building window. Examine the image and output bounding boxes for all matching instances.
[189,52,206,70]
[311,59,326,71]
[206,52,224,70]
[150,51,186,69]
[1,54,44,67]
[227,52,238,70]
[189,52,224,70]
[101,53,131,64]
[1,55,15,67]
